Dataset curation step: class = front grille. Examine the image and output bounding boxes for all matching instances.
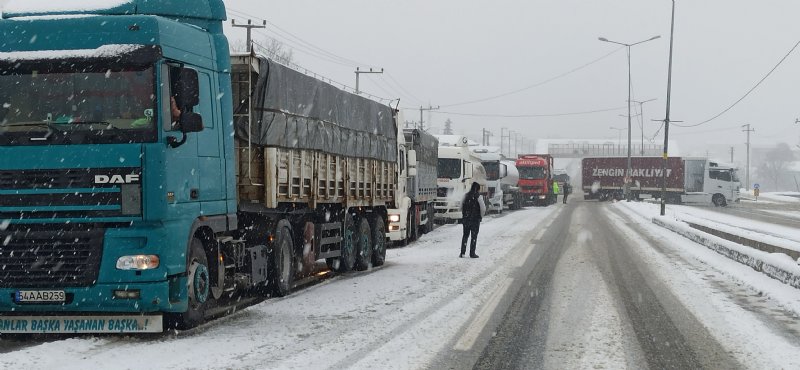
[0,168,141,219]
[0,225,105,288]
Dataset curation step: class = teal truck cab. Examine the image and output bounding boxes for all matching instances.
[0,0,395,334]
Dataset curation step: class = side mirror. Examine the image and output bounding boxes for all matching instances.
[174,68,199,108]
[408,150,418,167]
[180,112,204,133]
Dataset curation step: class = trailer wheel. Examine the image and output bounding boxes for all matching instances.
[354,218,372,271]
[370,215,387,267]
[335,213,357,272]
[172,238,210,330]
[270,220,295,297]
[409,206,419,242]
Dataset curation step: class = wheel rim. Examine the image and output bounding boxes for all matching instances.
[190,261,210,305]
[343,226,354,266]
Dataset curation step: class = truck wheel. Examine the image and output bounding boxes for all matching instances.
[270,220,295,297]
[427,204,436,233]
[712,194,727,207]
[410,207,419,241]
[370,215,387,267]
[336,213,357,272]
[174,238,211,330]
[354,218,373,271]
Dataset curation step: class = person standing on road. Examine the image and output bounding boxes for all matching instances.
[551,180,560,204]
[562,182,571,204]
[460,182,486,258]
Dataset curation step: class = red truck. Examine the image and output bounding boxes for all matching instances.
[516,154,556,206]
[582,157,741,206]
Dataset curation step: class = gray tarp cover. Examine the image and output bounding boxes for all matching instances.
[403,128,438,167]
[235,57,397,162]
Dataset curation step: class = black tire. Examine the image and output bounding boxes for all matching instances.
[336,213,357,272]
[354,218,372,271]
[270,220,295,297]
[409,206,419,242]
[370,215,387,267]
[712,194,727,207]
[175,238,211,330]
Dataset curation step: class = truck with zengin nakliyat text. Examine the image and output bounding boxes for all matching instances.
[581,157,740,206]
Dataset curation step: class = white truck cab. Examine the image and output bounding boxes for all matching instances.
[434,135,487,222]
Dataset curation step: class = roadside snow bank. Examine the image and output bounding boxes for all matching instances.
[619,202,800,289]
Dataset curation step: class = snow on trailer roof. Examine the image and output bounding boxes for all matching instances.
[0,44,144,61]
[3,0,132,15]
[1,0,226,21]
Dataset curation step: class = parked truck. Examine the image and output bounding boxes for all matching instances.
[516,154,556,206]
[472,147,523,212]
[434,135,487,222]
[582,157,740,206]
[0,0,400,333]
[387,128,438,244]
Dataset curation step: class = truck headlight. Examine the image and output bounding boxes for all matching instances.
[388,214,401,223]
[116,255,160,270]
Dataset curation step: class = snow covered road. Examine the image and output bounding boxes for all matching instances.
[4,199,800,369]
[0,207,557,370]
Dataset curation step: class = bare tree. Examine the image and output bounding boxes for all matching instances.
[757,142,795,191]
[443,118,453,135]
[230,37,294,65]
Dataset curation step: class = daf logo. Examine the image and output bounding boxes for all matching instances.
[94,174,140,184]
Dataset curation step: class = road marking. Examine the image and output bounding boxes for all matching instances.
[453,277,514,351]
[535,228,547,240]
[515,244,535,268]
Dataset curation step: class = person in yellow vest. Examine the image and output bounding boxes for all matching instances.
[552,180,560,204]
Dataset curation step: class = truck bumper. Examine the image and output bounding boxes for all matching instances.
[0,280,180,314]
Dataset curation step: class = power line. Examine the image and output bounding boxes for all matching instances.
[251,39,392,104]
[675,39,800,128]
[439,46,624,108]
[228,8,372,68]
[431,105,628,118]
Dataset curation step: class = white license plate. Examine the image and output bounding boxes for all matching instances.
[15,290,66,303]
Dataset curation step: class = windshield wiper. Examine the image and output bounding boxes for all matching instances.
[0,121,70,141]
[68,121,121,130]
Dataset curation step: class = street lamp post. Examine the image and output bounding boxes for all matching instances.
[660,0,676,216]
[610,126,626,148]
[599,34,660,201]
[630,98,657,155]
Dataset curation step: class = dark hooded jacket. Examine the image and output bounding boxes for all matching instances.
[461,182,485,222]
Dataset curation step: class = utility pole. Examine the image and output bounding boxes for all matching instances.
[232,19,266,184]
[481,128,494,146]
[500,128,508,156]
[419,105,439,131]
[730,146,734,163]
[231,19,266,53]
[354,67,383,95]
[659,0,676,216]
[743,124,755,190]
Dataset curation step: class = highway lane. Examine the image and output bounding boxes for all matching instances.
[463,200,740,369]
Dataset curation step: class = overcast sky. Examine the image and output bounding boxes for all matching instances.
[221,0,800,161]
[1,0,798,162]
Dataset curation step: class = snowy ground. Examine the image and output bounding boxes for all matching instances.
[612,202,800,369]
[614,203,800,368]
[0,207,556,370]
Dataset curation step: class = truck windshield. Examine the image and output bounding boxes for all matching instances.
[0,61,157,146]
[519,166,546,180]
[438,158,462,179]
[483,162,500,181]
